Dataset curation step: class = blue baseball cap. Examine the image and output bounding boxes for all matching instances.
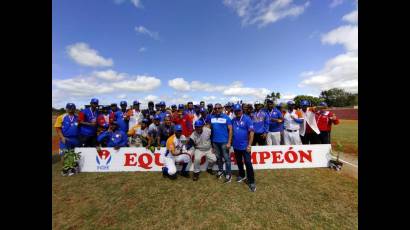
[154,115,161,120]
[120,101,127,106]
[194,120,205,127]
[159,101,166,106]
[142,118,149,124]
[233,103,242,111]
[174,124,182,131]
[266,99,274,104]
[178,104,185,110]
[66,103,76,110]
[171,104,177,108]
[133,100,140,105]
[200,107,206,113]
[300,100,310,106]
[319,102,328,107]
[287,100,295,105]
[90,98,99,104]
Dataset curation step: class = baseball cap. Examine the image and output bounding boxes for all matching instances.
[90,98,99,104]
[200,107,206,113]
[174,124,182,131]
[233,104,242,111]
[178,104,185,110]
[319,102,328,107]
[120,101,127,106]
[133,100,140,105]
[154,115,161,120]
[194,120,205,127]
[266,99,274,104]
[159,101,166,106]
[254,100,262,105]
[66,103,76,110]
[300,100,310,106]
[171,104,177,108]
[287,100,295,105]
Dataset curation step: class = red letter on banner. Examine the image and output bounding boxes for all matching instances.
[272,151,284,163]
[251,152,258,164]
[284,150,298,163]
[124,153,137,166]
[154,153,164,166]
[138,153,153,169]
[259,152,270,164]
[299,150,313,163]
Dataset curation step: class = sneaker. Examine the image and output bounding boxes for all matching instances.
[216,171,224,179]
[249,183,256,192]
[67,169,75,176]
[61,170,68,176]
[236,176,247,183]
[180,171,190,178]
[169,174,177,180]
[206,168,215,175]
[224,174,232,183]
[193,172,199,181]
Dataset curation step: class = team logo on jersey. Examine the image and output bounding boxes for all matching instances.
[96,149,112,170]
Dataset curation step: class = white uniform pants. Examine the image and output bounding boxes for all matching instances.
[284,130,302,145]
[163,154,191,175]
[267,132,281,145]
[193,149,217,173]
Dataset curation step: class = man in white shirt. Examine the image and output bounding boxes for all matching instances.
[128,100,144,131]
[283,101,303,145]
[299,100,320,144]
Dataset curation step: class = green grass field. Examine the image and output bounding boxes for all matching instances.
[331,120,358,155]
[52,162,357,229]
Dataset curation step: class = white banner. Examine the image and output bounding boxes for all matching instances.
[76,145,332,172]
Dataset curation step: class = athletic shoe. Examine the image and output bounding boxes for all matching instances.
[180,171,190,178]
[67,169,75,176]
[169,174,177,180]
[236,176,247,183]
[61,170,68,176]
[216,171,224,179]
[193,172,200,181]
[206,168,215,175]
[249,183,256,192]
[224,174,232,183]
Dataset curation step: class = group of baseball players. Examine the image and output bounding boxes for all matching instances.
[54,98,339,192]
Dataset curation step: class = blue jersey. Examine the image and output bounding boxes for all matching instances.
[79,108,98,136]
[97,130,128,147]
[158,111,169,122]
[114,110,129,133]
[232,115,254,150]
[206,113,232,143]
[250,110,269,134]
[266,108,284,132]
[61,114,79,137]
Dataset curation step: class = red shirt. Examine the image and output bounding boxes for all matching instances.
[316,111,340,131]
[172,114,193,137]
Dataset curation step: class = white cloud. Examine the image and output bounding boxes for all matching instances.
[342,9,358,24]
[144,94,159,101]
[139,47,146,52]
[203,96,217,101]
[299,6,358,93]
[223,87,270,99]
[329,0,344,8]
[168,78,191,91]
[114,75,161,91]
[92,69,126,81]
[223,0,310,27]
[117,94,127,99]
[66,43,113,67]
[135,26,159,40]
[131,0,142,8]
[321,25,358,52]
[52,77,115,97]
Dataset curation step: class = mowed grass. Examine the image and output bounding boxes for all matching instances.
[53,161,358,230]
[331,120,358,155]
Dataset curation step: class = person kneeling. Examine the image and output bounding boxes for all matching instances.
[188,120,216,181]
[162,125,191,179]
[97,121,128,150]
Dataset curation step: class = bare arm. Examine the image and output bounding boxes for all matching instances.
[226,125,232,148]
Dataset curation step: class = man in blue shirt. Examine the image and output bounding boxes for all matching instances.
[232,104,256,192]
[158,101,169,122]
[112,101,130,133]
[97,121,128,149]
[251,101,269,146]
[79,98,99,147]
[266,99,284,145]
[206,103,233,183]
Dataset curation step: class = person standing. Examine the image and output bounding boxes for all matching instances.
[207,103,214,114]
[157,116,175,147]
[315,102,340,144]
[158,101,169,122]
[128,100,144,131]
[78,98,99,147]
[206,103,233,183]
[224,102,235,120]
[299,100,320,144]
[265,99,283,145]
[231,104,256,192]
[97,106,110,137]
[54,103,80,155]
[172,105,194,137]
[251,101,269,146]
[283,101,303,145]
[147,115,162,150]
[188,120,216,181]
[142,101,156,125]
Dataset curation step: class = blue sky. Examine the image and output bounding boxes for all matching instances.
[52,0,358,109]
